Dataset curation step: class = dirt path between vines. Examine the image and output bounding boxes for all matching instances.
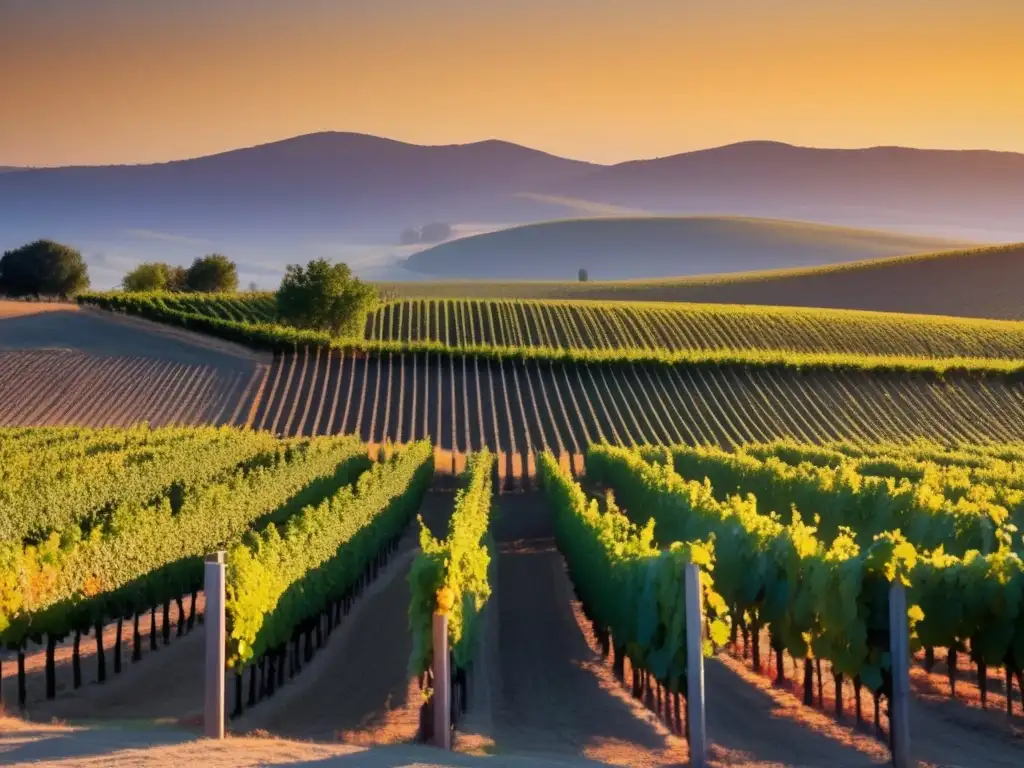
[484,493,898,768]
[486,493,687,766]
[233,491,454,742]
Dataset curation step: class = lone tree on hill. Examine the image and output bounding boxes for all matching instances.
[184,254,238,292]
[276,258,378,337]
[0,240,90,298]
[578,268,589,282]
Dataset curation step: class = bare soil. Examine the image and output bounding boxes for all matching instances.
[1,595,203,716]
[736,623,1024,767]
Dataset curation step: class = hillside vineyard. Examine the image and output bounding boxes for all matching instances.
[364,298,1024,358]
[247,349,1024,455]
[103,291,1024,359]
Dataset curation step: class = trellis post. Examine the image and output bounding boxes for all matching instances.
[889,582,915,767]
[432,611,451,749]
[204,551,226,740]
[685,563,707,767]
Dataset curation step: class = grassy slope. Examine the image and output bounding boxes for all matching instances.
[382,243,1024,320]
[400,215,963,281]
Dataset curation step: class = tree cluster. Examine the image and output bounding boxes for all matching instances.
[0,240,90,298]
[122,254,238,293]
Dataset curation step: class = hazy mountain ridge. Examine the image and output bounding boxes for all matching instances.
[547,141,1024,235]
[2,133,1023,287]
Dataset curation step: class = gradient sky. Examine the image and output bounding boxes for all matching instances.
[2,0,1023,167]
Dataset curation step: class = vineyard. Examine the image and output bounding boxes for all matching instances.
[537,441,1024,762]
[0,425,425,716]
[80,288,1024,361]
[247,349,1024,457]
[3,425,1023,767]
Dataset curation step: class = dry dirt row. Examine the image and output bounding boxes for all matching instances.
[0,303,266,428]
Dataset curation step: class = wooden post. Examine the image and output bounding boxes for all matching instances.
[432,612,451,749]
[685,563,707,768]
[205,551,226,740]
[889,582,914,767]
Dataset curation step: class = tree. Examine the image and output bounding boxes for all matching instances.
[0,240,90,298]
[276,258,378,337]
[167,265,188,292]
[184,254,237,293]
[578,268,589,282]
[419,222,452,243]
[123,262,171,292]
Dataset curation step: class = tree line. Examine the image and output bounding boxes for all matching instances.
[1,239,378,338]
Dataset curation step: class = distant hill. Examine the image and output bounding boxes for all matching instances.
[0,132,594,245]
[4,134,1024,288]
[402,216,963,280]
[546,141,1024,239]
[383,243,1024,321]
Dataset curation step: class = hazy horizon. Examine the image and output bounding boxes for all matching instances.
[2,1,1023,167]
[7,132,1024,172]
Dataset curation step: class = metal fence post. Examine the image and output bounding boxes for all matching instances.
[685,563,707,768]
[204,551,226,740]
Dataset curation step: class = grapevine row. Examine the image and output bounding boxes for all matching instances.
[409,450,496,678]
[588,444,1024,714]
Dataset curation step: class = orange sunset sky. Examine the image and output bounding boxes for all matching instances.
[2,0,1023,167]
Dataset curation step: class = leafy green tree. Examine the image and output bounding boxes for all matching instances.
[184,254,237,293]
[122,262,171,292]
[275,258,378,336]
[0,240,90,298]
[578,268,589,282]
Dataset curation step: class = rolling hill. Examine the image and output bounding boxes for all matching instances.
[401,216,963,281]
[384,243,1024,321]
